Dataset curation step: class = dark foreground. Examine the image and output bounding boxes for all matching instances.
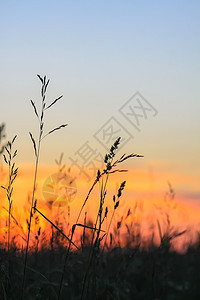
[0,243,200,300]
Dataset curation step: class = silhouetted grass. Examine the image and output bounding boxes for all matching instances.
[0,241,200,299]
[0,76,198,300]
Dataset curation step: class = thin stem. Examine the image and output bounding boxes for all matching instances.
[58,223,103,299]
[7,161,11,254]
[34,207,79,250]
[58,226,75,300]
[91,174,109,248]
[81,174,109,300]
[102,210,115,252]
[102,181,126,251]
[76,180,98,224]
[58,141,142,299]
[21,75,67,299]
[21,137,41,299]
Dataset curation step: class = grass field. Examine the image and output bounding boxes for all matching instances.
[0,76,199,300]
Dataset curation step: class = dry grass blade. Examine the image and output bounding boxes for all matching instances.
[108,169,128,174]
[114,153,144,165]
[34,207,79,250]
[1,186,7,191]
[45,95,63,110]
[3,154,8,164]
[44,79,50,94]
[75,223,105,232]
[12,149,17,159]
[11,135,17,144]
[37,74,43,83]
[5,147,10,158]
[157,220,162,242]
[42,124,68,139]
[29,132,37,156]
[173,230,187,238]
[30,100,39,118]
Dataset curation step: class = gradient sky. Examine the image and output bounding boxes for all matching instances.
[0,1,199,209]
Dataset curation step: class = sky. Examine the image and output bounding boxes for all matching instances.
[0,1,200,224]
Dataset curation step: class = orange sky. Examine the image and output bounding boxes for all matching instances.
[0,162,199,252]
[0,163,200,253]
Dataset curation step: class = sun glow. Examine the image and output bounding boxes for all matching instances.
[0,162,199,253]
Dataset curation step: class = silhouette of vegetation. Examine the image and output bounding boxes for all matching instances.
[0,75,198,300]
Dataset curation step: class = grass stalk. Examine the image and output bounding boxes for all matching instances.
[102,181,126,252]
[58,137,143,299]
[1,137,18,253]
[1,136,18,299]
[21,75,67,299]
[80,139,141,299]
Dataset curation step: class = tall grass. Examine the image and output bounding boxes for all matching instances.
[57,138,143,299]
[1,136,18,253]
[0,75,192,300]
[21,75,67,299]
[1,136,18,295]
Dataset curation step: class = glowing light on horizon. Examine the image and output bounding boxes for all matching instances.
[0,162,199,252]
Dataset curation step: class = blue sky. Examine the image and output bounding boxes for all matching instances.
[0,1,199,181]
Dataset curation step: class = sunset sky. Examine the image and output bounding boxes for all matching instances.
[0,1,200,241]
